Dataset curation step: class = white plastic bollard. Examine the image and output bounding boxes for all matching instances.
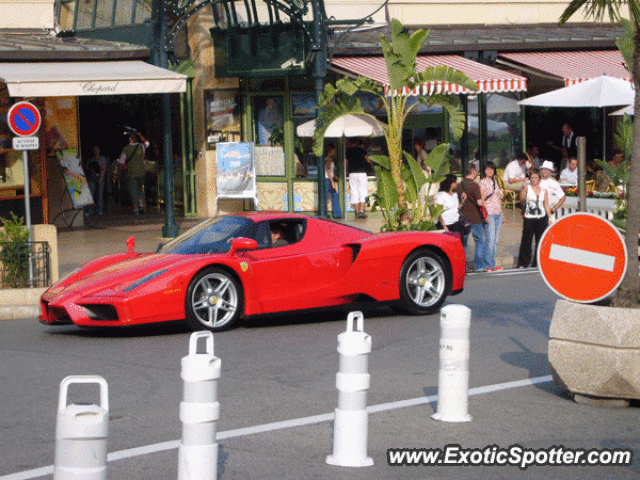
[431,304,472,422]
[54,375,109,480]
[178,331,221,480]
[326,311,373,467]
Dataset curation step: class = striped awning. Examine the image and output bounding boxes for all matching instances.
[498,50,630,87]
[330,55,527,95]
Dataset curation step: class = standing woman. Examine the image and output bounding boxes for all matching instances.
[325,143,343,219]
[436,174,466,239]
[414,138,429,171]
[517,168,552,268]
[479,161,504,272]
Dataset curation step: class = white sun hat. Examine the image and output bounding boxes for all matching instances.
[541,160,556,171]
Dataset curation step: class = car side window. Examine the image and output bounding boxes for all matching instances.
[254,222,271,249]
[267,220,306,247]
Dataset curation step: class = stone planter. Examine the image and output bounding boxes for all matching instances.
[549,299,640,405]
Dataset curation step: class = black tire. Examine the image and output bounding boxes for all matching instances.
[396,249,451,315]
[185,267,243,332]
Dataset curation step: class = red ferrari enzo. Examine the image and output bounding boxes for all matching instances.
[40,213,465,332]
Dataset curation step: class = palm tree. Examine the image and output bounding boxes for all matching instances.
[312,19,477,229]
[560,4,640,307]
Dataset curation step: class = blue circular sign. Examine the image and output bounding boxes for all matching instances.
[8,102,41,136]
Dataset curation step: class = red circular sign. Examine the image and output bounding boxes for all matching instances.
[538,213,627,303]
[8,102,41,137]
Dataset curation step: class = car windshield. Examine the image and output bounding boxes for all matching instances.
[157,216,255,254]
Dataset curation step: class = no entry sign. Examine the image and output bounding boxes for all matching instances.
[8,101,41,137]
[538,213,627,303]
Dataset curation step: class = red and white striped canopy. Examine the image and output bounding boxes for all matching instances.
[499,50,630,87]
[330,55,527,95]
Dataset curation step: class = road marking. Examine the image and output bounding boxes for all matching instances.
[1,375,553,480]
[549,244,615,272]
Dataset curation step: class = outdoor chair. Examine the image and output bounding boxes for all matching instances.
[496,171,518,209]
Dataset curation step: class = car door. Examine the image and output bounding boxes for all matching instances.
[245,219,353,313]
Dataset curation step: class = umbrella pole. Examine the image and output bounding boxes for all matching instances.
[602,108,606,161]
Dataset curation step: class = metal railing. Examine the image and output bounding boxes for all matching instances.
[0,241,51,289]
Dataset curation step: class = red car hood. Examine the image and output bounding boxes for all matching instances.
[46,253,197,299]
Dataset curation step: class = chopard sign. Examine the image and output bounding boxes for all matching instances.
[81,82,120,94]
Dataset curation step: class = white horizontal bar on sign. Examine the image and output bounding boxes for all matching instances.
[549,244,615,272]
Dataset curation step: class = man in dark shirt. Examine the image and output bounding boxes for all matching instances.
[346,138,370,218]
[456,164,486,272]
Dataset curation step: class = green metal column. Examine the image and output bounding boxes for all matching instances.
[311,0,327,217]
[158,0,179,237]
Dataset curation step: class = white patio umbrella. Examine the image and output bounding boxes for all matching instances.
[468,94,520,115]
[519,75,635,159]
[296,114,386,138]
[467,116,510,137]
[610,104,634,116]
[519,75,634,108]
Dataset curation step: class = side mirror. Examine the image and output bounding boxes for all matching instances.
[126,236,135,253]
[227,237,258,256]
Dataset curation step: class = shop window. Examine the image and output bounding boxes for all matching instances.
[465,93,522,169]
[254,96,286,177]
[292,93,317,179]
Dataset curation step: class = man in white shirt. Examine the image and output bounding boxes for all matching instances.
[540,160,566,215]
[559,157,578,185]
[502,152,528,191]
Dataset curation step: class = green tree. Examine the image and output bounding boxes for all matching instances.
[312,19,478,230]
[560,5,640,307]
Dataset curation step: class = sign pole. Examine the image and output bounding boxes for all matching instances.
[22,149,33,287]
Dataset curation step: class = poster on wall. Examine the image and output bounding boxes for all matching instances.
[255,145,286,176]
[216,142,256,199]
[206,89,241,149]
[56,148,94,208]
[44,97,78,155]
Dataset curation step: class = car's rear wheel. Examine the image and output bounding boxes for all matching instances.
[185,267,243,332]
[396,249,450,315]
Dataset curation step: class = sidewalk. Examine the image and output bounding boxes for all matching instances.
[0,206,524,320]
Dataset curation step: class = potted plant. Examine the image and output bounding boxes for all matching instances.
[312,19,478,231]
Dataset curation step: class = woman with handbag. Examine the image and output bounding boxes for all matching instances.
[436,174,467,240]
[479,161,504,272]
[516,168,552,268]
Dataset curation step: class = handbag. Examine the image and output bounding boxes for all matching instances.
[480,205,488,220]
[458,212,472,235]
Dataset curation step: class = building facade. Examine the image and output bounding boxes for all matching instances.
[5,0,626,223]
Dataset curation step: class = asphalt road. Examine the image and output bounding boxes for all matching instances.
[1,270,639,480]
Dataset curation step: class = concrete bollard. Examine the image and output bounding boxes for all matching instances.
[178,331,221,480]
[54,375,109,480]
[326,311,373,467]
[431,304,472,422]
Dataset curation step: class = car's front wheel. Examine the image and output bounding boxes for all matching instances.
[396,249,450,315]
[185,267,243,332]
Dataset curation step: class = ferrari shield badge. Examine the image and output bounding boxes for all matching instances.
[240,261,248,272]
